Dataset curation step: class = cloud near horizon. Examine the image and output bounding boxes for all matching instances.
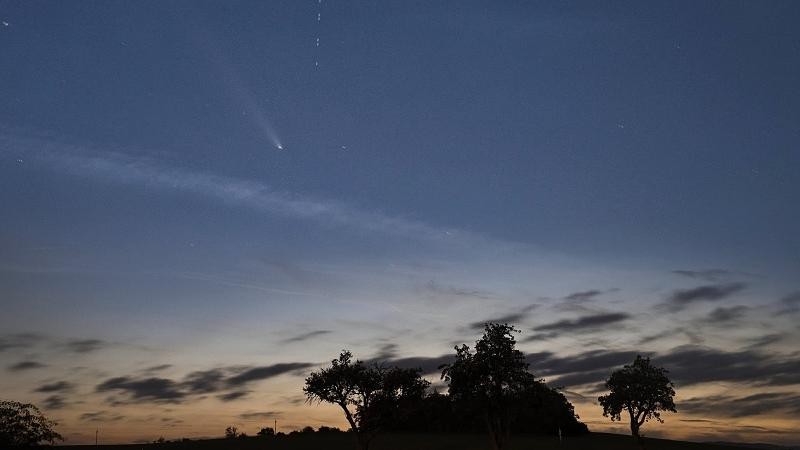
[95,362,315,405]
[7,360,47,372]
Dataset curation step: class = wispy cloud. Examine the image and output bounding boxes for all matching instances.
[141,364,172,374]
[42,395,68,410]
[64,339,108,354]
[280,330,332,344]
[705,306,749,324]
[424,280,493,300]
[672,269,737,282]
[218,391,249,402]
[97,377,186,404]
[0,332,45,352]
[7,360,47,371]
[657,345,800,387]
[95,362,314,405]
[239,411,282,420]
[80,411,125,423]
[680,392,800,418]
[533,312,630,333]
[663,282,747,311]
[34,381,75,393]
[226,363,314,387]
[563,290,604,302]
[468,304,540,330]
[1,132,496,245]
[779,291,800,314]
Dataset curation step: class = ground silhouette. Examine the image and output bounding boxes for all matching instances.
[61,432,774,450]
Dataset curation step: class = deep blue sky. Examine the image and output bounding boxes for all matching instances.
[1,0,799,445]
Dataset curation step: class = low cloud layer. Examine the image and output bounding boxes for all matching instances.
[80,411,125,423]
[533,312,630,333]
[665,283,746,311]
[280,330,332,344]
[468,304,540,331]
[563,290,604,302]
[680,392,800,418]
[42,395,68,410]
[527,345,800,391]
[7,360,47,372]
[34,381,75,393]
[239,411,282,420]
[95,362,314,404]
[705,306,749,324]
[372,341,800,418]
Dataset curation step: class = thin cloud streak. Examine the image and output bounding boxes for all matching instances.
[2,133,502,246]
[281,330,333,344]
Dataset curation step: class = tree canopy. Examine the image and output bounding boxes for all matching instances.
[598,355,676,446]
[441,323,581,450]
[0,400,63,447]
[304,350,429,450]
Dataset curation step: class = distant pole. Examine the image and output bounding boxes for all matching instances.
[95,429,98,446]
[274,419,277,433]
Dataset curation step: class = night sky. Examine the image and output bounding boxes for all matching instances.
[1,0,799,445]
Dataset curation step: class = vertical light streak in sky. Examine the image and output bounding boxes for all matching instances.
[192,30,283,150]
[314,0,322,69]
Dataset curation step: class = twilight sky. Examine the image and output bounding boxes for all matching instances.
[1,0,799,446]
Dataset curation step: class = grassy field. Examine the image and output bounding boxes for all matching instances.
[64,432,769,450]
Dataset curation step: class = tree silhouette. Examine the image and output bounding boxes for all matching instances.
[224,425,238,439]
[304,350,428,450]
[256,426,275,437]
[381,385,587,436]
[598,355,676,449]
[0,400,63,447]
[441,323,539,450]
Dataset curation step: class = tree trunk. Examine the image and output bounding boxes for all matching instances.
[630,422,644,450]
[484,412,499,450]
[484,410,510,450]
[338,404,367,450]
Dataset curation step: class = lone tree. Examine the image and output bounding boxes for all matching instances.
[304,350,429,450]
[0,400,63,447]
[598,355,676,448]
[441,323,540,450]
[224,425,238,439]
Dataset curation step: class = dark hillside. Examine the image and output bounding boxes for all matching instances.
[61,432,772,450]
